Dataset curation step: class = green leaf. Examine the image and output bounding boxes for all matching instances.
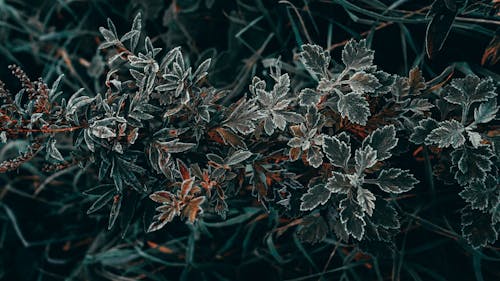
[371,199,399,229]
[323,135,351,169]
[337,92,370,125]
[326,172,352,194]
[444,75,496,108]
[461,207,497,248]
[425,120,465,148]
[375,168,418,194]
[298,88,321,106]
[410,118,439,144]
[451,146,494,185]
[300,184,332,211]
[226,150,252,166]
[342,39,374,71]
[347,71,381,93]
[459,175,498,211]
[362,125,398,161]
[340,198,366,240]
[299,44,330,77]
[355,145,377,173]
[474,99,498,124]
[356,188,376,216]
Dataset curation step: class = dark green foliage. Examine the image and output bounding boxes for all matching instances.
[0,1,499,281]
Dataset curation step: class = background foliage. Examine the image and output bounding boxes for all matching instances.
[0,0,499,280]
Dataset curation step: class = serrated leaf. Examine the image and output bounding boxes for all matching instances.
[425,120,465,148]
[300,184,332,211]
[375,168,418,193]
[356,188,376,216]
[342,39,374,71]
[340,198,366,240]
[355,145,377,173]
[371,199,399,229]
[444,75,496,108]
[474,99,498,124]
[461,207,498,248]
[337,92,370,125]
[348,72,381,93]
[299,44,330,77]
[323,136,351,169]
[451,146,494,185]
[459,175,498,211]
[298,88,321,106]
[326,172,352,194]
[362,125,398,161]
[409,118,439,144]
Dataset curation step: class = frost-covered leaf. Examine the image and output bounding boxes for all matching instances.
[297,215,328,244]
[91,126,116,139]
[409,118,439,144]
[47,139,64,161]
[337,92,370,125]
[357,188,376,216]
[223,97,263,135]
[157,139,195,153]
[371,199,399,229]
[340,198,366,240]
[326,172,352,194]
[461,207,497,248]
[300,184,332,211]
[459,175,498,211]
[451,146,494,185]
[355,145,377,173]
[323,136,351,169]
[375,168,418,194]
[408,98,434,115]
[299,44,330,77]
[299,88,321,106]
[362,125,398,161]
[347,72,381,93]
[425,120,465,148]
[474,99,498,124]
[444,75,496,107]
[226,150,252,166]
[407,67,426,96]
[342,39,374,71]
[306,146,323,168]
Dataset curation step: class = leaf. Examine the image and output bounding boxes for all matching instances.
[371,199,399,229]
[87,190,114,214]
[425,120,465,148]
[461,207,497,248]
[326,172,352,194]
[451,146,494,185]
[47,139,64,161]
[306,146,323,168]
[226,150,253,166]
[297,215,328,244]
[356,188,376,216]
[342,39,374,71]
[108,194,122,230]
[425,0,456,59]
[337,92,370,125]
[409,118,439,144]
[300,184,332,211]
[340,198,366,240]
[299,88,321,106]
[362,125,398,161]
[323,135,351,169]
[459,175,498,211]
[444,75,496,107]
[355,145,377,173]
[157,139,195,153]
[474,99,498,124]
[91,126,116,139]
[347,72,381,93]
[299,44,330,77]
[375,168,419,194]
[223,97,263,135]
[182,196,206,223]
[408,67,426,95]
